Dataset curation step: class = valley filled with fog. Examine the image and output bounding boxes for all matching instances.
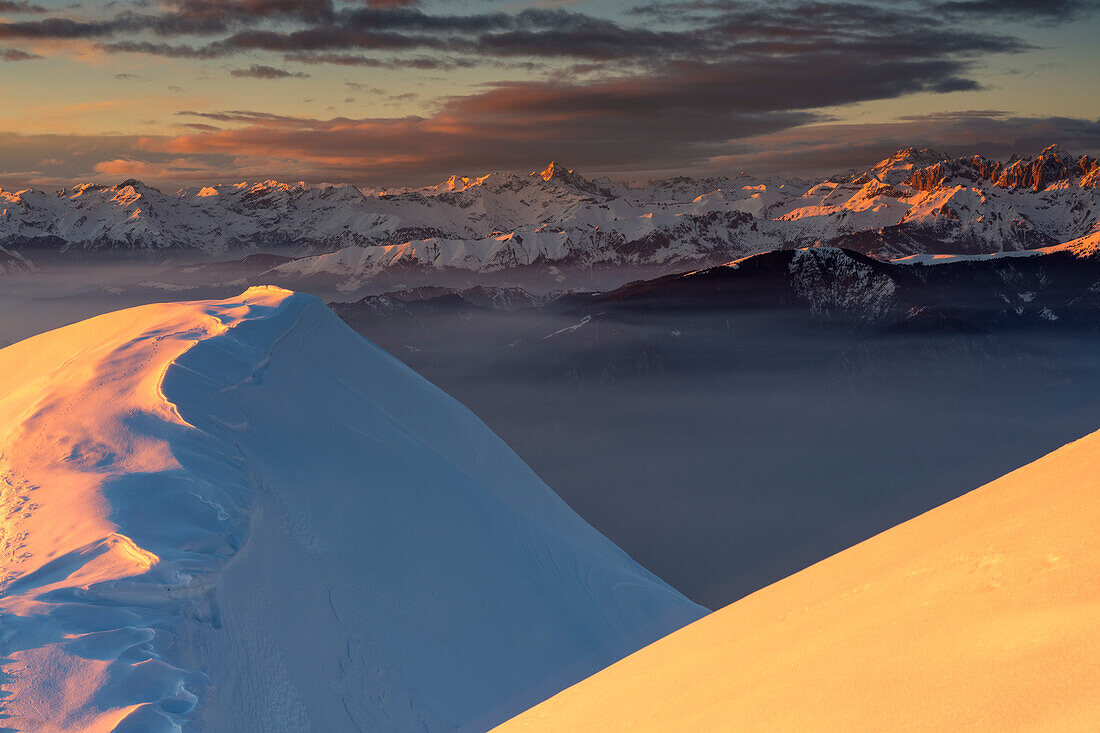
[335,288,1100,608]
[9,250,1100,611]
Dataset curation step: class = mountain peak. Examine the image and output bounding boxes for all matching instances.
[535,161,564,181]
[891,146,946,161]
[853,147,949,185]
[533,161,585,183]
[999,144,1086,190]
[440,172,493,192]
[530,161,607,196]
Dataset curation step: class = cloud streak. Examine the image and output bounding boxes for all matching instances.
[0,111,1097,189]
[0,0,44,13]
[0,1,1038,66]
[0,0,1096,184]
[132,39,995,179]
[230,64,311,79]
[1,47,40,60]
[935,0,1100,21]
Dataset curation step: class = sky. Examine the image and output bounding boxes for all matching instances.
[0,0,1099,188]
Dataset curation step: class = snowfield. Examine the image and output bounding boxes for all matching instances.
[497,424,1100,731]
[0,287,703,731]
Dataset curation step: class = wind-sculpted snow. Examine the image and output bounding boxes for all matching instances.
[0,287,703,731]
[1,149,1097,280]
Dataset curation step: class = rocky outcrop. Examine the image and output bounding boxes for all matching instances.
[904,155,1003,191]
[904,146,1100,193]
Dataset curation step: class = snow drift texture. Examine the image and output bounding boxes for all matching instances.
[499,422,1100,731]
[0,287,703,732]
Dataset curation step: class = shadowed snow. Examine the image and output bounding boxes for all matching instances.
[0,286,702,732]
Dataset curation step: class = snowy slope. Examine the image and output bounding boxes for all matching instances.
[497,426,1100,731]
[0,287,703,732]
[2,149,1097,275]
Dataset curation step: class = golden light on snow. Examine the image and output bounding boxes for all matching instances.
[0,287,294,729]
[498,427,1100,731]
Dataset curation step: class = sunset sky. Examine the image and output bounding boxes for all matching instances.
[1,0,1098,187]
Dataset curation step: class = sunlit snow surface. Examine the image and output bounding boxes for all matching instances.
[498,426,1100,731]
[0,287,703,732]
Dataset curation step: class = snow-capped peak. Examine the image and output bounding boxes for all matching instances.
[532,161,602,193]
[853,147,949,185]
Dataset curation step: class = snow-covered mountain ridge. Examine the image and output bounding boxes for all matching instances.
[2,147,1097,278]
[589,241,1100,332]
[0,288,703,731]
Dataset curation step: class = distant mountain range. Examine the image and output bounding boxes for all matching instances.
[334,234,1100,361]
[2,145,1097,281]
[326,236,1100,395]
[592,235,1100,331]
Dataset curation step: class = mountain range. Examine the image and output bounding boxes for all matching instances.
[332,233,1100,376]
[1,146,1097,285]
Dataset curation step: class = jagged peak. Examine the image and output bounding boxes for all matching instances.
[532,161,587,184]
[889,147,946,168]
[534,161,565,182]
[1005,144,1073,165]
[438,172,494,192]
[851,147,950,185]
[1038,143,1071,159]
[997,145,1092,190]
[528,161,609,197]
[246,180,306,195]
[887,146,948,163]
[899,145,1099,192]
[62,182,110,198]
[856,147,950,174]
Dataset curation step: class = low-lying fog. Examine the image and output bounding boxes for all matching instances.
[0,261,221,347]
[0,257,644,347]
[6,264,1100,611]
[342,305,1100,609]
